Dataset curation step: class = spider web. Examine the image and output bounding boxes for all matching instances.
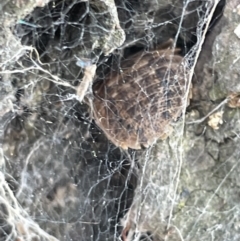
[2,0,239,241]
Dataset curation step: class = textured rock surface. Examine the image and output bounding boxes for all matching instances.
[1,0,240,241]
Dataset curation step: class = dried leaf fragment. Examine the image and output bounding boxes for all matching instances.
[208,111,224,130]
[228,93,240,108]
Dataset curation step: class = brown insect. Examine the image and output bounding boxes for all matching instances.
[92,39,188,150]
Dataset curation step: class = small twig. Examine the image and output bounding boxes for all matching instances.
[76,64,97,102]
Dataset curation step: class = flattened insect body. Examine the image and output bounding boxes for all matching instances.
[93,40,188,150]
